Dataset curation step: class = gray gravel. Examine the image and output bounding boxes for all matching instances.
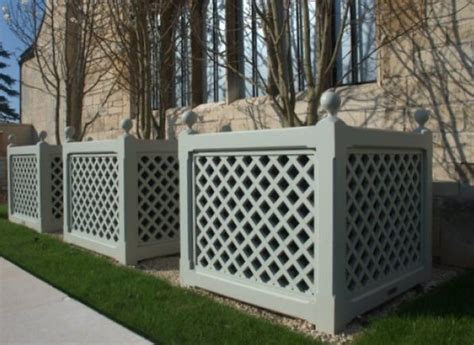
[138,255,463,344]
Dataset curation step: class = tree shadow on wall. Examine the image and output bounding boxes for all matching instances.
[342,0,473,184]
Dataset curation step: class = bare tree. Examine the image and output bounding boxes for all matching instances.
[190,0,206,107]
[304,0,350,125]
[65,0,114,140]
[5,0,114,143]
[96,0,180,139]
[5,0,65,143]
[257,0,299,127]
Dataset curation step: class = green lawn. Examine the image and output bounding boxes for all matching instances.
[1,204,473,345]
[353,271,474,345]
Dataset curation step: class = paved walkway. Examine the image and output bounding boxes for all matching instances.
[0,258,152,344]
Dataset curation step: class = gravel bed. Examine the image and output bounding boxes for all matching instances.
[45,231,63,240]
[138,255,464,344]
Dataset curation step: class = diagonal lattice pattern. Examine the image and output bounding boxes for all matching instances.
[194,152,316,296]
[10,155,39,219]
[69,154,120,242]
[50,155,63,219]
[137,154,180,244]
[345,151,423,293]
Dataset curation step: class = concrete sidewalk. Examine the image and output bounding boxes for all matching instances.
[0,258,152,344]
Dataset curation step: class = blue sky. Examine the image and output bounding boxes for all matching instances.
[1,0,25,114]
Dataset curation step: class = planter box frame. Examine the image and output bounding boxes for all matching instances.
[63,134,179,265]
[179,116,432,333]
[8,142,63,233]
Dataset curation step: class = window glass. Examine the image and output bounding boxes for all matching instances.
[335,0,377,84]
[243,0,267,97]
[175,4,191,107]
[206,0,227,102]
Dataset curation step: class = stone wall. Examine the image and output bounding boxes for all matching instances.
[19,0,128,144]
[20,45,128,144]
[167,0,474,184]
[20,57,66,144]
[0,124,36,202]
[19,0,473,183]
[79,74,130,141]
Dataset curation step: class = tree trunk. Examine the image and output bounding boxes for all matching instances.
[159,1,177,139]
[307,0,335,125]
[65,0,86,138]
[302,0,317,125]
[262,0,279,97]
[190,0,205,107]
[54,88,61,145]
[137,1,152,139]
[269,0,298,126]
[225,0,245,103]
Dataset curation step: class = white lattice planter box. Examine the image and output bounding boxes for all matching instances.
[179,94,433,333]
[7,134,63,233]
[63,124,179,265]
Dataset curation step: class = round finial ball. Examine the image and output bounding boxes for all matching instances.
[320,90,341,116]
[182,110,198,129]
[121,118,133,134]
[38,130,47,142]
[65,126,75,140]
[414,108,429,127]
[8,134,15,145]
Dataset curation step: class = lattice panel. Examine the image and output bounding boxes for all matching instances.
[345,151,423,293]
[10,155,39,219]
[50,155,63,219]
[69,154,120,242]
[137,154,179,244]
[194,152,316,296]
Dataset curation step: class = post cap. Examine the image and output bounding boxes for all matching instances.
[38,130,47,143]
[182,110,198,134]
[7,134,15,146]
[220,124,232,132]
[121,117,133,136]
[414,108,430,132]
[320,90,341,117]
[65,126,75,142]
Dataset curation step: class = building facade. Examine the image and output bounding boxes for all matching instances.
[19,0,474,183]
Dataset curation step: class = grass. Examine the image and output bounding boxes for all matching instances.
[0,205,320,345]
[1,204,473,345]
[353,271,474,345]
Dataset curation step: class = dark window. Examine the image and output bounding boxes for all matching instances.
[243,0,268,97]
[334,0,377,85]
[175,3,191,107]
[206,0,226,102]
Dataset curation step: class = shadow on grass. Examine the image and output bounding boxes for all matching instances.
[354,270,474,345]
[0,204,8,219]
[395,271,474,318]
